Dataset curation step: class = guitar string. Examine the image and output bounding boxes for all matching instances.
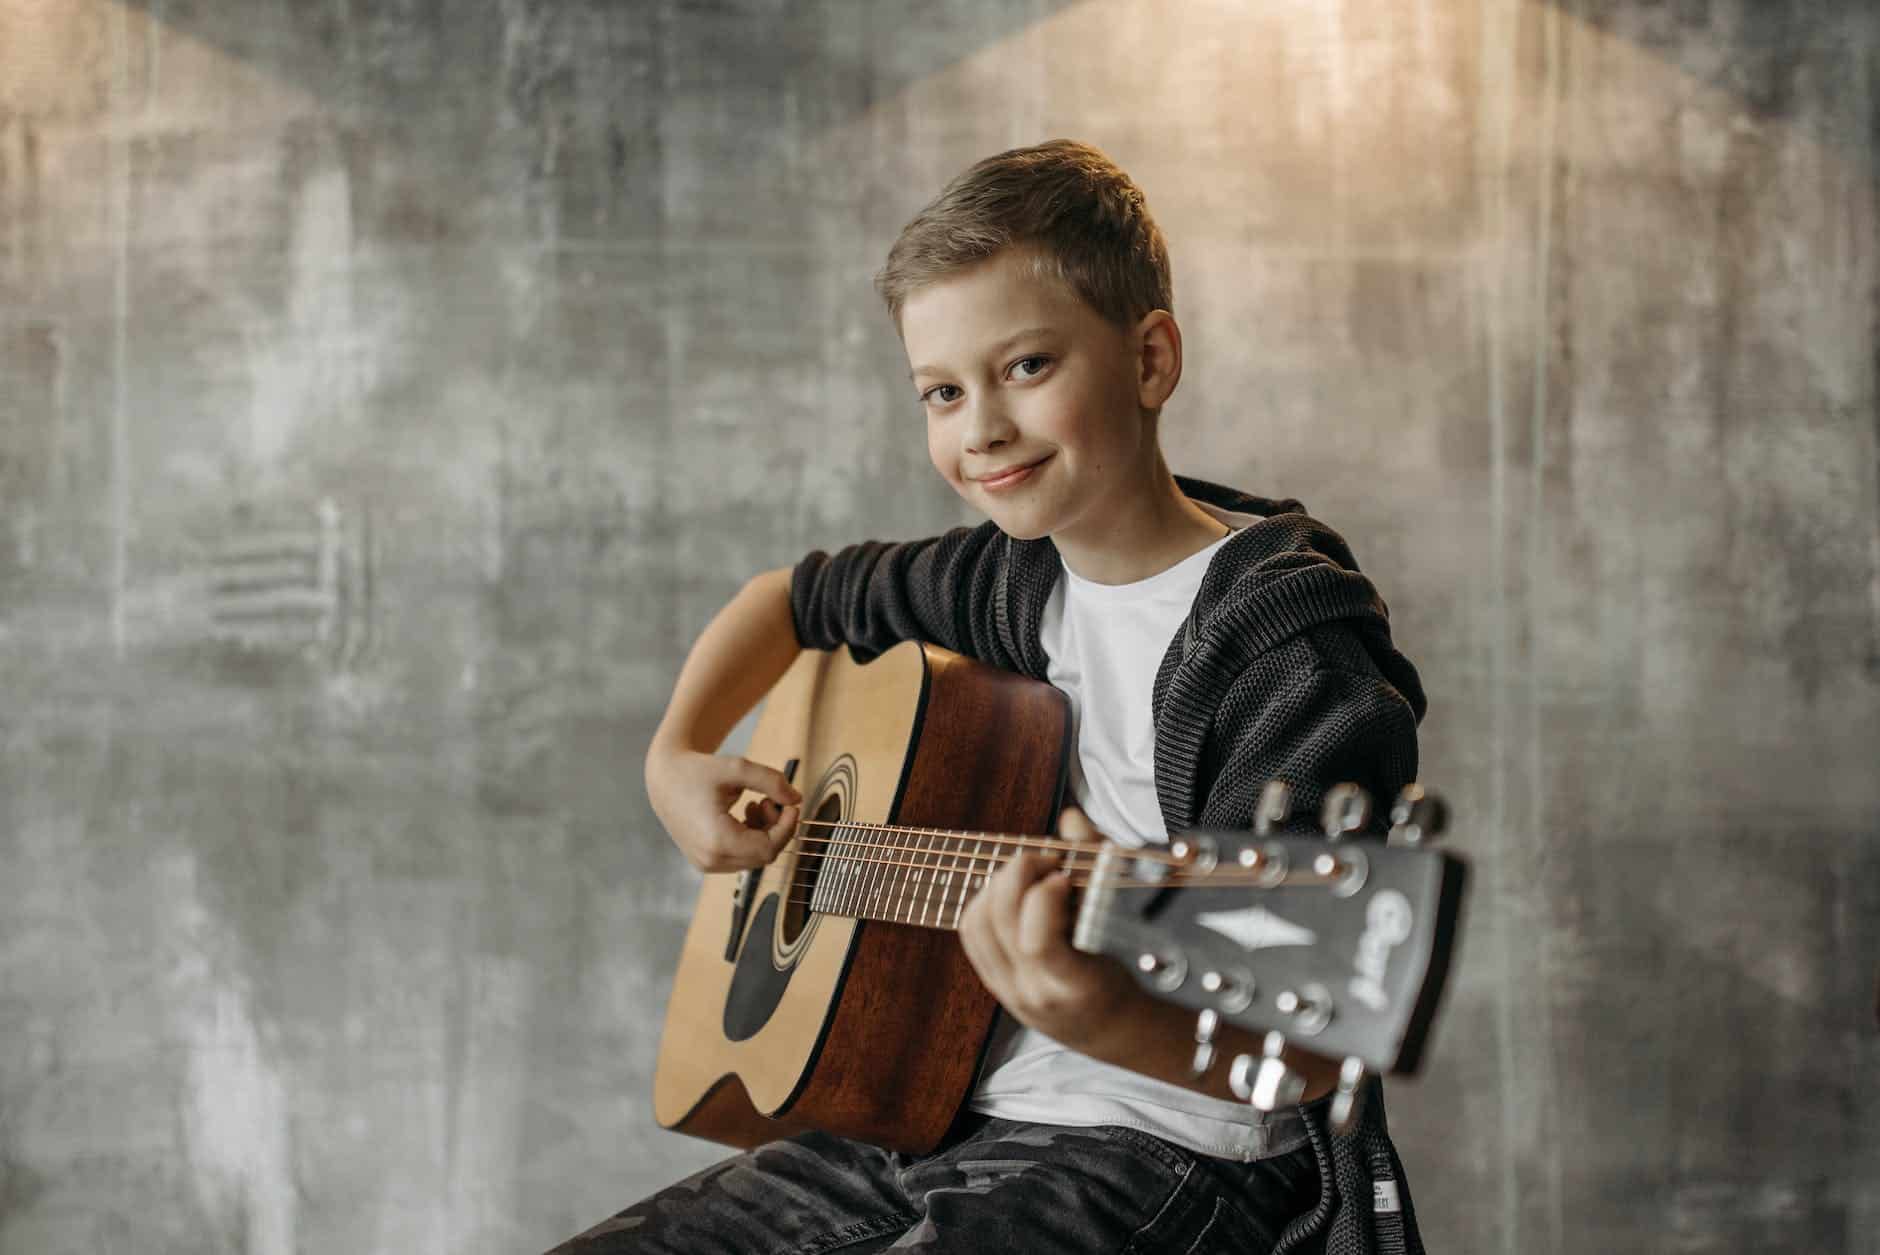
[784,830,1289,880]
[787,830,1284,864]
[745,817,1332,918]
[777,828,1323,905]
[786,820,1074,913]
[787,817,1205,866]
[777,844,1328,885]
[770,868,1343,920]
[769,847,1340,913]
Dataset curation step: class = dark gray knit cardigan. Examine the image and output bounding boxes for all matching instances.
[790,473,1429,1255]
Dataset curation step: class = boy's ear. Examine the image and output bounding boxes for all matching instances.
[1134,309,1182,412]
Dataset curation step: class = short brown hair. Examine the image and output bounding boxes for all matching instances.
[874,138,1173,336]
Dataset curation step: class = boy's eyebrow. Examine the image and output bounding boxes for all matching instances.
[907,326,1058,382]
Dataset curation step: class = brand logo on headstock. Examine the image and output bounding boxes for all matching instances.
[1195,905,1317,951]
[1349,890,1413,1012]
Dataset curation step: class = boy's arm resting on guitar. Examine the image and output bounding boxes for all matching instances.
[649,567,800,758]
[645,567,805,873]
[646,524,999,873]
[790,524,1007,666]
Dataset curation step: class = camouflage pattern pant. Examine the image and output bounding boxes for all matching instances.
[543,1113,1323,1254]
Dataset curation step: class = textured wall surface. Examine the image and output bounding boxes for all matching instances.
[0,2,1875,1252]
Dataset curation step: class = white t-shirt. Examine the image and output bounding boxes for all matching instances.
[965,499,1303,1160]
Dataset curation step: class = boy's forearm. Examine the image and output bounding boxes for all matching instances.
[649,566,802,757]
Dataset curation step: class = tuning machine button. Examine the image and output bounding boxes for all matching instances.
[1330,1056,1369,1133]
[1311,845,1369,898]
[1275,982,1334,1036]
[1230,1031,1308,1111]
[1168,832,1219,875]
[1233,837,1290,887]
[1190,1008,1220,1078]
[1388,783,1449,846]
[1135,948,1189,993]
[1320,783,1371,840]
[1254,780,1293,836]
[1199,966,1256,1013]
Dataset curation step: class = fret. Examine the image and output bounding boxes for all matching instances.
[917,827,944,927]
[942,832,967,930]
[846,819,864,916]
[817,822,836,916]
[954,832,991,929]
[887,822,909,920]
[860,821,890,923]
[808,822,831,915]
[837,821,861,918]
[850,822,873,919]
[926,832,949,928]
[808,828,826,915]
[826,823,853,916]
[896,827,923,924]
[883,824,906,925]
[899,827,919,924]
[881,824,907,924]
[914,827,940,924]
[968,833,990,922]
[813,823,833,916]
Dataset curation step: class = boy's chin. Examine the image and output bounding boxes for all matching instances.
[990,520,1053,541]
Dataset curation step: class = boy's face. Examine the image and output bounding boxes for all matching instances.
[901,248,1169,543]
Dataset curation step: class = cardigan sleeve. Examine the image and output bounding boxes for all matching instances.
[1193,626,1421,836]
[788,521,1011,665]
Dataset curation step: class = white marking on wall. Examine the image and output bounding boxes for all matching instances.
[168,852,297,1255]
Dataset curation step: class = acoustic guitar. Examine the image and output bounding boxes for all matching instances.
[651,640,1465,1153]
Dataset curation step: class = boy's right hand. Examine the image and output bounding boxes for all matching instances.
[644,745,803,873]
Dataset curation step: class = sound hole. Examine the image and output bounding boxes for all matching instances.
[780,793,843,946]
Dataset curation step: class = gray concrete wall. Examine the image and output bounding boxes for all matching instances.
[0,2,1874,1252]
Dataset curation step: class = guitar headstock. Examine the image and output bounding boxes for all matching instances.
[1070,781,1467,1128]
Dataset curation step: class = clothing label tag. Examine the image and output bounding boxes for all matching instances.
[1373,1179,1401,1214]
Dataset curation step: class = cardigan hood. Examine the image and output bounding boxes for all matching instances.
[987,473,1427,832]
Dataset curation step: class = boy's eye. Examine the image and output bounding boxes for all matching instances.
[919,356,1050,407]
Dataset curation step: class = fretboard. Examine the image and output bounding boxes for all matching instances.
[804,823,1001,931]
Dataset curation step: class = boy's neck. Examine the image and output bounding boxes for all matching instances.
[1050,458,1230,586]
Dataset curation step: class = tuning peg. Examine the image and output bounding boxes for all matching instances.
[1320,783,1371,840]
[1200,967,1256,1013]
[1230,1031,1308,1111]
[1330,1056,1368,1133]
[1254,780,1293,836]
[1275,983,1334,1035]
[1190,1008,1220,1078]
[1387,783,1449,846]
[1168,832,1219,874]
[1135,948,1188,993]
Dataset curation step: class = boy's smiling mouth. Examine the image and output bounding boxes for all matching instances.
[972,454,1053,490]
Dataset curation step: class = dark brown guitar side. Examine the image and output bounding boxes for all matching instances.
[652,641,1072,1153]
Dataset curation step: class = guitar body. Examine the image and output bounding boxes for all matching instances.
[653,640,1072,1153]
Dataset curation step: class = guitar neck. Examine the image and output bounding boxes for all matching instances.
[800,822,1011,932]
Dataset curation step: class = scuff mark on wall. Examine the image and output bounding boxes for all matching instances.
[167,850,299,1255]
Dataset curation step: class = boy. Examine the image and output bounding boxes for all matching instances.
[552,139,1428,1253]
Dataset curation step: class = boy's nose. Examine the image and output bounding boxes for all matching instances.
[962,398,1019,453]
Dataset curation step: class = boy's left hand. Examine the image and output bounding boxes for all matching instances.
[957,804,1144,1053]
